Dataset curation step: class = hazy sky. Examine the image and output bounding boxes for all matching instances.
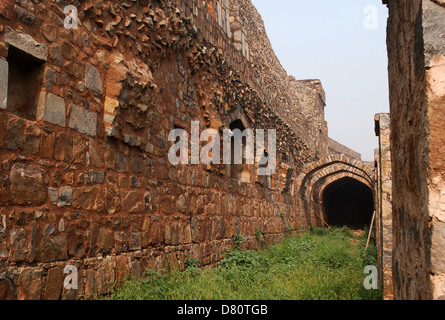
[251,0,389,161]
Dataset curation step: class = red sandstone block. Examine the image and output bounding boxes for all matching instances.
[0,1,14,20]
[55,132,73,163]
[0,279,15,300]
[0,112,5,149]
[72,186,105,212]
[115,255,130,286]
[122,190,145,213]
[42,267,64,300]
[17,268,43,300]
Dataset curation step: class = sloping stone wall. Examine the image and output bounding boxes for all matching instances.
[328,138,362,161]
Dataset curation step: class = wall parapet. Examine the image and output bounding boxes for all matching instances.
[328,138,362,161]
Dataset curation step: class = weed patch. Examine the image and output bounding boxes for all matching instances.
[105,227,382,300]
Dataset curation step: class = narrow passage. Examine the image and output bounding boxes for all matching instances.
[322,177,374,230]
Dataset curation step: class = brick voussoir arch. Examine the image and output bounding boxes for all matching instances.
[297,155,375,228]
[301,155,373,178]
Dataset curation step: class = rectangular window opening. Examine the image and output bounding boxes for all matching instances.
[6,45,44,121]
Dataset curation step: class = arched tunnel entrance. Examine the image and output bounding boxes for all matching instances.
[322,177,374,230]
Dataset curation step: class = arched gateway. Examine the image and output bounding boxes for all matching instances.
[297,155,375,229]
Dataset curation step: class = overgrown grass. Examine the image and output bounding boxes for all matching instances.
[106,227,382,300]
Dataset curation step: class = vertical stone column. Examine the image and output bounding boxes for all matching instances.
[385,0,445,300]
[423,0,445,300]
[374,148,382,291]
[374,113,393,300]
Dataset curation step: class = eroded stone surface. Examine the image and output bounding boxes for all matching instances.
[385,0,445,300]
[85,63,103,94]
[4,27,47,61]
[10,163,47,206]
[37,92,66,127]
[69,105,97,137]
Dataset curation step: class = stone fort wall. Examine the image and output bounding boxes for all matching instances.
[0,0,331,299]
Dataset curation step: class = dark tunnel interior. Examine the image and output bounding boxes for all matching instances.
[322,177,374,230]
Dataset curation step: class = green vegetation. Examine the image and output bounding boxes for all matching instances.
[106,227,382,300]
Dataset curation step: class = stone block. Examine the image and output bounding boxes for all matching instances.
[14,6,36,26]
[122,190,145,213]
[176,194,186,213]
[10,163,47,206]
[57,186,73,207]
[48,187,58,205]
[115,154,130,173]
[42,225,57,237]
[97,257,115,295]
[0,1,14,20]
[98,228,114,254]
[115,255,130,285]
[0,175,8,206]
[17,268,43,300]
[0,279,15,300]
[104,97,119,137]
[85,63,103,94]
[38,235,68,263]
[37,92,66,127]
[71,135,86,166]
[105,185,120,215]
[23,123,41,155]
[4,117,23,150]
[93,171,105,184]
[0,59,7,110]
[72,186,105,212]
[42,267,64,300]
[129,231,142,251]
[89,138,104,168]
[44,67,57,84]
[4,27,47,62]
[9,228,27,262]
[131,157,144,174]
[0,114,5,149]
[114,231,128,253]
[41,24,58,43]
[160,197,175,215]
[55,132,73,163]
[41,132,55,159]
[69,105,97,137]
[84,269,97,298]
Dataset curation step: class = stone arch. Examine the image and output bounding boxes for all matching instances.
[228,118,250,182]
[297,155,374,229]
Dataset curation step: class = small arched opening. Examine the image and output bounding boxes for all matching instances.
[229,119,250,183]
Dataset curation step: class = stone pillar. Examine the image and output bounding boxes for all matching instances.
[374,113,393,300]
[385,0,445,300]
[373,148,382,290]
